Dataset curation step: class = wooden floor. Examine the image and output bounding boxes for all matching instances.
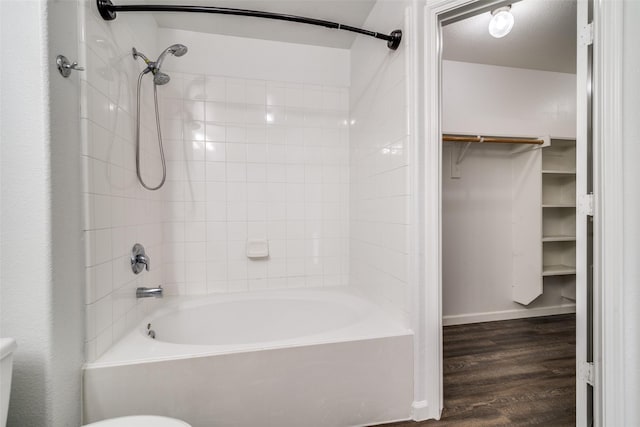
[384,314,576,427]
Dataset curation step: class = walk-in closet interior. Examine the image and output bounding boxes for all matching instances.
[441,0,577,325]
[438,1,579,420]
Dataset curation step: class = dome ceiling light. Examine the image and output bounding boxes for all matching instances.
[489,5,515,38]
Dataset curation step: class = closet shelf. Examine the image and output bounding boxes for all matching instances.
[543,264,577,276]
[542,235,576,242]
[542,170,576,175]
[542,204,576,208]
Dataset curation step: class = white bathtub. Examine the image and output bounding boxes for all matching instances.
[83,288,414,427]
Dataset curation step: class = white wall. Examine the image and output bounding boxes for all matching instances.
[157,30,350,294]
[349,1,412,325]
[443,60,576,138]
[80,1,164,362]
[157,29,350,86]
[1,0,84,425]
[442,144,574,321]
[1,3,53,424]
[441,60,576,321]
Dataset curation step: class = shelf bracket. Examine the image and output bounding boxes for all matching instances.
[456,140,474,165]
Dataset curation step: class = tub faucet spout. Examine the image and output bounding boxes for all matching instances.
[136,286,163,298]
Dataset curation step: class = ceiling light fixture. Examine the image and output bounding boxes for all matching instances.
[488,6,514,38]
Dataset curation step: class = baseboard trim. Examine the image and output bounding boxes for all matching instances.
[443,304,576,326]
[411,400,434,421]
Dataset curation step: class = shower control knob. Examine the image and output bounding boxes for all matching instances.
[56,55,85,78]
[131,243,150,274]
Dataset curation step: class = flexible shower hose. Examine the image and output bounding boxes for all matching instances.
[135,69,167,191]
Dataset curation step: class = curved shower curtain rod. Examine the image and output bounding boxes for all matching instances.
[96,0,403,50]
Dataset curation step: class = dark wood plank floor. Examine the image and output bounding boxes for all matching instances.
[383,314,576,427]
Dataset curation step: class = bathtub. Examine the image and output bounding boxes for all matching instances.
[83,288,414,427]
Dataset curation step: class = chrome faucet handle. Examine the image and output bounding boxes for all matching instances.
[131,243,150,274]
[136,254,150,271]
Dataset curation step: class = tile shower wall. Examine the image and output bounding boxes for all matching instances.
[158,73,350,294]
[80,2,164,361]
[81,21,351,359]
[349,2,412,325]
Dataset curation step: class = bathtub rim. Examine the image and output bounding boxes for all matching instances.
[85,287,413,369]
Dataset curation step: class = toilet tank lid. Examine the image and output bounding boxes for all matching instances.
[83,416,191,427]
[0,338,16,360]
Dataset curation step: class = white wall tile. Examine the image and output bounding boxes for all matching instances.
[205,124,225,142]
[206,162,226,182]
[95,326,113,358]
[205,142,226,162]
[226,126,246,143]
[247,222,267,238]
[161,69,350,296]
[246,126,267,144]
[207,241,228,261]
[183,74,206,101]
[205,76,226,102]
[185,261,207,283]
[94,295,113,335]
[350,15,411,324]
[207,262,227,282]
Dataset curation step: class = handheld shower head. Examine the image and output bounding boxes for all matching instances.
[132,44,188,86]
[132,42,188,191]
[153,72,171,86]
[170,44,188,57]
[155,44,188,70]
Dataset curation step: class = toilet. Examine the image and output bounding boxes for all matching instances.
[83,416,191,427]
[0,338,190,427]
[0,338,17,427]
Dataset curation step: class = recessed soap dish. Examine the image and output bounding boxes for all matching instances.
[246,239,269,258]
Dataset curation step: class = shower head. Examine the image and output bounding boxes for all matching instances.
[153,72,171,86]
[132,44,188,86]
[155,44,188,70]
[170,44,188,57]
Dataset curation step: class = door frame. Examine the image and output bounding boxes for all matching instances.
[593,0,626,425]
[575,0,590,425]
[422,0,515,419]
[420,0,609,423]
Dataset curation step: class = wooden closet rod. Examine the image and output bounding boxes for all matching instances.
[443,135,545,145]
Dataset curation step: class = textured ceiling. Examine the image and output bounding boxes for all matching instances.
[116,0,378,49]
[443,0,577,74]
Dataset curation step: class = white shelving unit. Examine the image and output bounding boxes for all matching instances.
[512,138,577,305]
[541,139,576,289]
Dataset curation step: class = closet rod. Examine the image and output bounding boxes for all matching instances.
[96,0,403,50]
[443,135,545,145]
